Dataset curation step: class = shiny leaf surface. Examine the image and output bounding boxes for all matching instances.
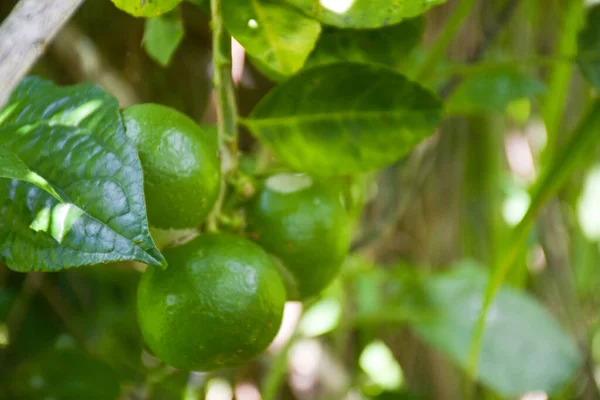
[0,77,165,272]
[223,0,321,76]
[282,0,445,28]
[244,63,443,176]
[0,147,62,201]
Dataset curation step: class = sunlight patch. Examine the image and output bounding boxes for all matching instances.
[0,103,18,126]
[320,0,355,14]
[51,99,103,126]
[266,173,313,194]
[299,297,341,337]
[31,203,85,243]
[359,340,403,390]
[578,165,600,240]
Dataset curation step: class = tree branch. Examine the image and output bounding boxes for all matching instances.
[0,0,86,107]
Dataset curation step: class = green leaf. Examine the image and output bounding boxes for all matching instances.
[111,0,183,17]
[244,63,443,176]
[413,262,582,397]
[0,77,166,272]
[577,4,600,89]
[0,147,62,201]
[305,17,424,70]
[143,11,185,67]
[446,71,546,115]
[223,0,321,76]
[281,0,445,28]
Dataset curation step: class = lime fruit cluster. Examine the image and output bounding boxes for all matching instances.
[128,105,352,373]
[123,104,220,230]
[245,173,351,299]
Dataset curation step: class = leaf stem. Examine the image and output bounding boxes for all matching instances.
[415,0,476,82]
[541,0,584,163]
[261,334,299,400]
[208,0,239,232]
[465,0,586,385]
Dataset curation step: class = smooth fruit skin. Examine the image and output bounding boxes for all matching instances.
[245,174,351,299]
[137,234,286,371]
[123,104,220,230]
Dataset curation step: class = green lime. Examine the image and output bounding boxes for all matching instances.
[111,0,183,17]
[245,173,351,299]
[9,347,120,400]
[137,234,286,371]
[123,104,220,230]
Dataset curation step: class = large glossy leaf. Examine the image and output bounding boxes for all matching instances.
[143,11,185,67]
[578,4,600,89]
[0,147,61,201]
[282,0,445,28]
[305,17,424,70]
[447,71,546,115]
[0,77,165,272]
[412,262,582,397]
[223,0,321,76]
[244,63,443,176]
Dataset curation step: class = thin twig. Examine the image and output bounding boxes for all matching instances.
[0,0,86,107]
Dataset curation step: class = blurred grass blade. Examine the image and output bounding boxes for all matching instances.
[467,99,600,381]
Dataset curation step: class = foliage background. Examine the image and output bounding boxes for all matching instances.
[1,0,600,399]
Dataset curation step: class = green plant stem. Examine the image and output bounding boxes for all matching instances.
[465,100,600,383]
[415,0,476,82]
[262,334,300,400]
[465,1,585,386]
[541,0,584,163]
[208,0,239,232]
[211,0,237,146]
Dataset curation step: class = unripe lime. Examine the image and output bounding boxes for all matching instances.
[137,234,286,371]
[123,104,220,230]
[245,173,351,299]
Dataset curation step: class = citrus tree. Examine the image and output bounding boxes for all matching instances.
[1,0,600,399]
